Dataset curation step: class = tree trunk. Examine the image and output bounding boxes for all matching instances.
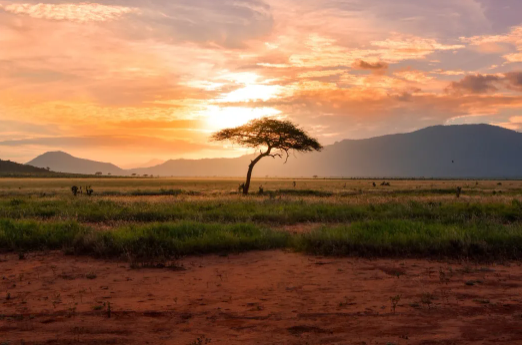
[243,163,255,195]
[243,149,270,195]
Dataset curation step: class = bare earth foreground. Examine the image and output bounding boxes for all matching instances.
[2,251,522,345]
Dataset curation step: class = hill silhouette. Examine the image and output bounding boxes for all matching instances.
[23,125,522,178]
[0,159,55,176]
[27,151,125,176]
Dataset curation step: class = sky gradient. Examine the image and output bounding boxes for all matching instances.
[1,0,522,167]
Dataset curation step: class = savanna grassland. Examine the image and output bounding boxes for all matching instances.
[1,177,522,260]
[2,178,522,344]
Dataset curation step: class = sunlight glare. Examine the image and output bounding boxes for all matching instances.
[218,84,283,103]
[203,106,281,129]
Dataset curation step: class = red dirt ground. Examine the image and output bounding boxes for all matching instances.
[2,251,522,344]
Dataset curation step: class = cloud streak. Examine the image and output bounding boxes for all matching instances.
[447,72,522,94]
[0,3,138,22]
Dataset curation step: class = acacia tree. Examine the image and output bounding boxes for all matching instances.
[211,118,323,194]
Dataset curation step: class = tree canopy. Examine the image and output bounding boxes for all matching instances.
[211,117,323,162]
[211,117,322,194]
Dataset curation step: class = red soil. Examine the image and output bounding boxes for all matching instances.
[2,251,522,344]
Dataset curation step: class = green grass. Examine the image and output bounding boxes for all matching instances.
[2,178,522,261]
[295,220,522,259]
[0,219,289,259]
[2,218,522,260]
[2,198,522,225]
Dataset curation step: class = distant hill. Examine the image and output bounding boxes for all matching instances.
[262,124,522,179]
[0,159,55,176]
[131,124,522,178]
[24,125,522,178]
[27,151,125,176]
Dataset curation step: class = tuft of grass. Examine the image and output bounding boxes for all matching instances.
[473,298,490,304]
[276,189,334,197]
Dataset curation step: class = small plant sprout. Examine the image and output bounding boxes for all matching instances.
[190,336,212,345]
[390,295,401,313]
[338,296,352,308]
[440,288,451,305]
[439,267,449,285]
[67,306,77,318]
[421,293,434,310]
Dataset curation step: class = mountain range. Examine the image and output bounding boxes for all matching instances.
[22,124,522,178]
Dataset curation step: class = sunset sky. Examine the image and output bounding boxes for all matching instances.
[1,0,522,167]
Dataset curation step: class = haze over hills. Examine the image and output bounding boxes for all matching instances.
[24,125,522,178]
[121,159,165,170]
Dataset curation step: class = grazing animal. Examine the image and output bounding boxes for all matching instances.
[293,181,297,188]
[238,183,245,194]
[71,186,79,196]
[456,187,462,198]
[258,185,264,195]
[381,181,391,187]
[86,186,94,196]
[372,182,376,187]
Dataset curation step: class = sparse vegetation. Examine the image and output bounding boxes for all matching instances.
[1,178,522,261]
[421,292,435,309]
[189,336,212,345]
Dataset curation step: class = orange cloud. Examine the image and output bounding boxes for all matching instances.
[394,70,433,83]
[1,1,522,164]
[0,3,138,22]
[430,69,466,76]
[462,26,522,62]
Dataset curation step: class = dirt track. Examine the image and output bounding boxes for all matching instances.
[2,251,522,344]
